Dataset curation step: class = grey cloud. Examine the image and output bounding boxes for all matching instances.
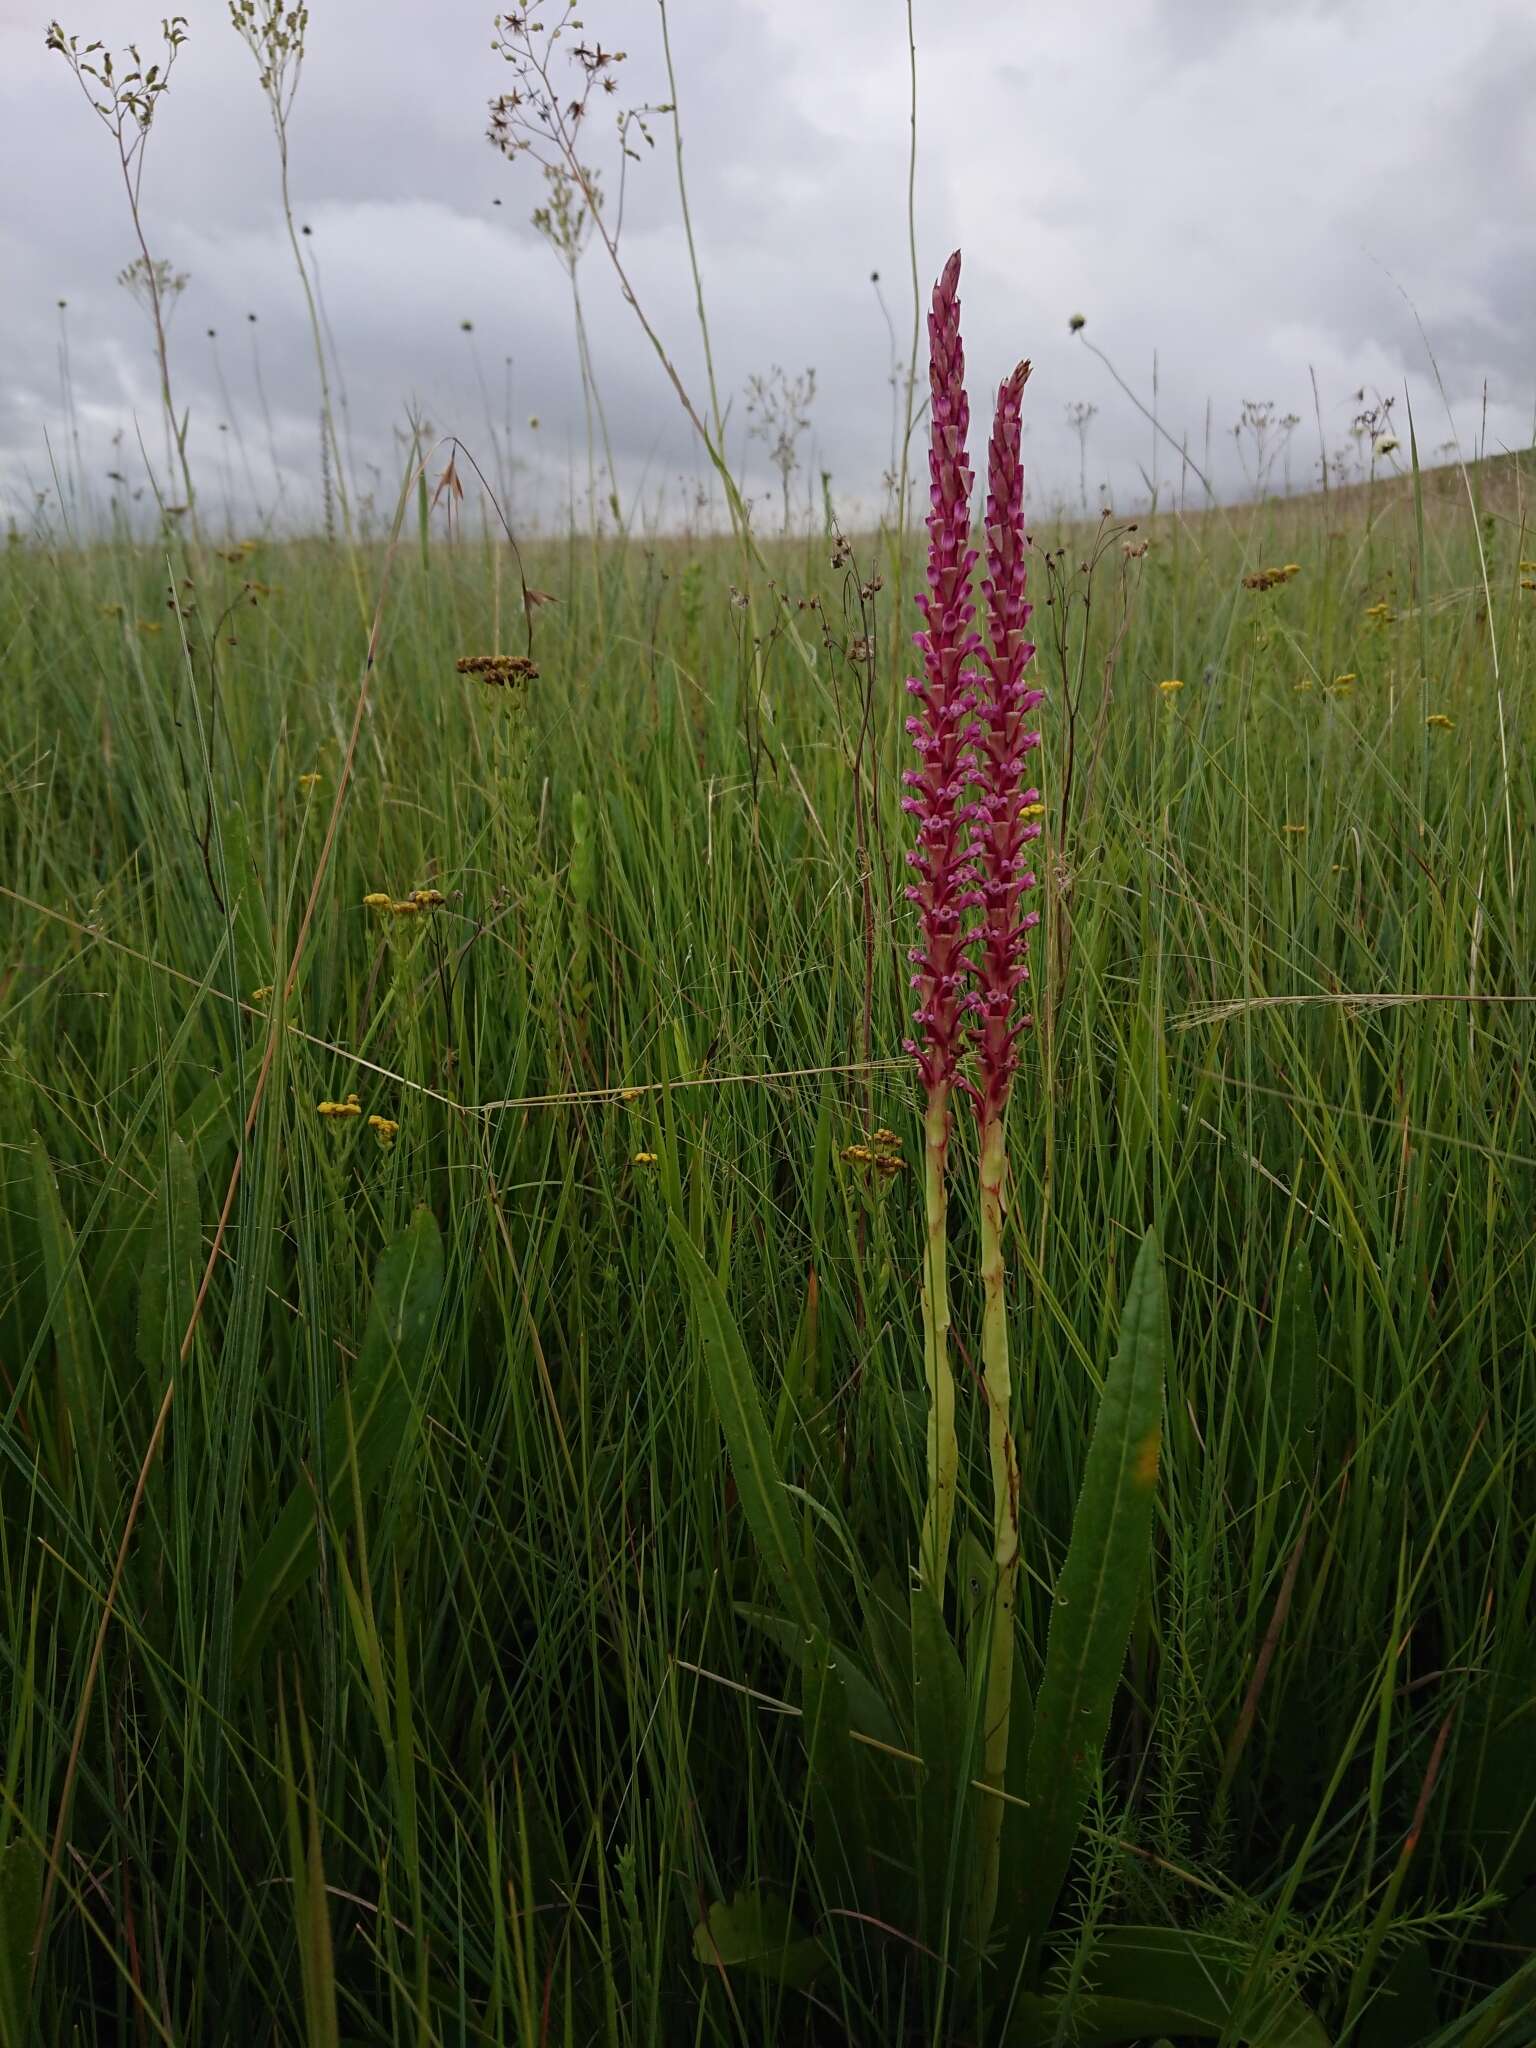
[2,0,1532,533]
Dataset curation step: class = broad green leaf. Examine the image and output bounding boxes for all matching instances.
[736,1605,901,1749]
[1006,1924,1331,2046]
[692,1890,827,1991]
[1358,1939,1439,2048]
[1018,1228,1168,1945]
[0,1838,42,2048]
[803,1632,876,1910]
[30,1138,102,1502]
[667,1215,827,1638]
[1269,1248,1319,1476]
[136,1133,200,1389]
[231,1209,444,1675]
[911,1578,970,1941]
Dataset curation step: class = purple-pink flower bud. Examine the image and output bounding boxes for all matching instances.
[905,250,982,1099]
[966,359,1043,1121]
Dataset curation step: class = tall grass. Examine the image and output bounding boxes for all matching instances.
[1,448,1532,2039]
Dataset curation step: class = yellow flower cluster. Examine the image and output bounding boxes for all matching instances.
[841,1129,906,1177]
[1364,601,1395,624]
[456,653,539,687]
[1158,677,1184,695]
[1426,713,1454,731]
[315,1095,400,1149]
[296,771,322,790]
[631,1151,658,1167]
[1242,563,1302,592]
[362,888,447,915]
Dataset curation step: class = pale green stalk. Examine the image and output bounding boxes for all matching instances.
[974,1106,1020,1944]
[920,1085,957,1590]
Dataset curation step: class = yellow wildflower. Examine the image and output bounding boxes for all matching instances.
[457,653,538,687]
[297,771,322,790]
[1283,823,1308,835]
[617,1087,645,1102]
[1281,563,1301,577]
[362,892,393,909]
[390,899,421,916]
[1294,679,1314,693]
[1426,713,1454,731]
[411,888,446,908]
[842,1138,905,1177]
[250,985,273,1003]
[1158,678,1185,694]
[1019,800,1046,818]
[368,1115,398,1149]
[316,1095,362,1119]
[632,1151,658,1166]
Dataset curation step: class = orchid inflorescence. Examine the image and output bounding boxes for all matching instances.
[902,253,1043,1122]
[902,248,1043,1944]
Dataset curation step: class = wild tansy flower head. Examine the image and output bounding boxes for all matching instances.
[316,1094,362,1119]
[1243,564,1301,592]
[368,1115,398,1149]
[296,771,322,790]
[362,892,393,909]
[250,984,273,1003]
[631,1151,657,1166]
[1158,677,1185,694]
[410,888,446,908]
[457,653,538,687]
[1426,713,1454,731]
[841,1140,907,1177]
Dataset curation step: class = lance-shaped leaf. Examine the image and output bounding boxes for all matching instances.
[1016,1228,1167,1945]
[231,1209,444,1675]
[668,1214,827,1639]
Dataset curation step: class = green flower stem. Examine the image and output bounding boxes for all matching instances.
[920,1084,957,1592]
[975,1106,1020,1946]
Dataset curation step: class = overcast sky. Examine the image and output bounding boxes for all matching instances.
[2,0,1533,533]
